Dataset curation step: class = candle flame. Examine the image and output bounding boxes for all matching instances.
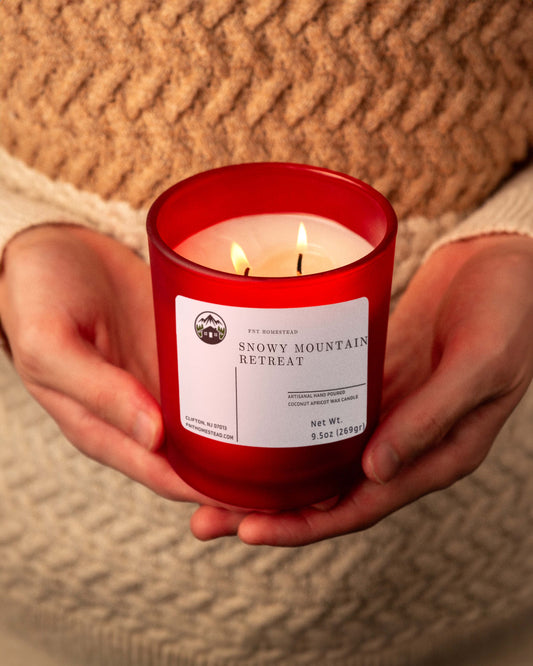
[231,242,250,275]
[297,222,308,252]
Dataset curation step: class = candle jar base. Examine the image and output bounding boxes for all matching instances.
[165,433,367,510]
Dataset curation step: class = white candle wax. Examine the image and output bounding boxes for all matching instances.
[175,213,374,277]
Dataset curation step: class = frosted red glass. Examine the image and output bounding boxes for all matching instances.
[147,163,397,509]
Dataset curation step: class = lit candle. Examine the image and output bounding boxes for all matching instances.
[147,162,397,510]
[175,213,374,277]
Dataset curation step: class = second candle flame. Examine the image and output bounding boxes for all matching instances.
[231,241,250,276]
[297,222,307,275]
[297,222,308,252]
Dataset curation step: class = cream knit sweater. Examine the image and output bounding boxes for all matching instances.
[1,1,533,665]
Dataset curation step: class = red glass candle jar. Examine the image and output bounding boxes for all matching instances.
[147,163,397,510]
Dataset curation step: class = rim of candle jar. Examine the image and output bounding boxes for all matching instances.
[147,162,397,283]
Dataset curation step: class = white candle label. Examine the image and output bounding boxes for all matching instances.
[175,296,368,448]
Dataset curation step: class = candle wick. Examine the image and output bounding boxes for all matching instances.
[244,266,250,277]
[297,253,303,275]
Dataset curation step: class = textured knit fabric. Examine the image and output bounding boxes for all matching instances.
[1,0,532,219]
[1,343,532,666]
[1,1,533,665]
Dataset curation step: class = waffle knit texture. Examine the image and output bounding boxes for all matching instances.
[1,1,533,665]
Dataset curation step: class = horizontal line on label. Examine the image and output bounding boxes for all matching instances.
[287,383,366,395]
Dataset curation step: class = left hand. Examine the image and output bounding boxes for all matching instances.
[190,233,533,545]
[0,224,225,505]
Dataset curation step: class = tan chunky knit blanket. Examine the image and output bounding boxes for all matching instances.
[1,1,533,664]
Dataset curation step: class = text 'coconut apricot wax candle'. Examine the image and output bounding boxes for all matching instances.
[147,163,397,510]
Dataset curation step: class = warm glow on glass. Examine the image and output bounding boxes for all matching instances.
[231,242,250,275]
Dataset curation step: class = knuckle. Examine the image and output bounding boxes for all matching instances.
[91,386,116,420]
[15,323,49,378]
[91,370,145,430]
[476,341,513,391]
[446,424,493,481]
[409,411,449,457]
[464,330,519,398]
[15,318,73,380]
[454,446,487,479]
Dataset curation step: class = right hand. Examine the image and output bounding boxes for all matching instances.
[190,233,533,545]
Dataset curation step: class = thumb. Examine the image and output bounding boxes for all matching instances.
[362,355,488,484]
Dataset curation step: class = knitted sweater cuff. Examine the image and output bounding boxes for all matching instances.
[0,148,148,258]
[425,162,533,259]
[2,147,532,265]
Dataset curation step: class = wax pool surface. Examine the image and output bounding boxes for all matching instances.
[175,213,374,277]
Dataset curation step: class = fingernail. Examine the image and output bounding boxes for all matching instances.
[369,443,401,484]
[312,495,340,511]
[132,411,158,450]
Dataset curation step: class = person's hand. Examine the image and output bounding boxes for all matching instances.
[190,233,533,545]
[0,223,211,503]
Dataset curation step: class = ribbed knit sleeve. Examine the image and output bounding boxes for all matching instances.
[0,148,148,258]
[426,163,533,258]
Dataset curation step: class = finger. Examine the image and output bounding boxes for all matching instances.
[17,322,162,450]
[235,394,511,547]
[380,314,432,416]
[191,495,341,541]
[29,383,206,502]
[236,494,367,547]
[311,495,341,511]
[190,506,249,540]
[362,352,493,484]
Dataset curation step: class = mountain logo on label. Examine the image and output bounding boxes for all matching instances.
[194,311,227,345]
